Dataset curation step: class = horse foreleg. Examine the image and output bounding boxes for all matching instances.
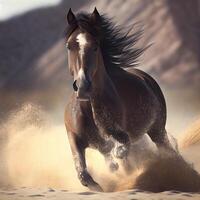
[97,129,130,160]
[108,131,130,159]
[96,121,130,159]
[97,138,119,172]
[67,131,103,192]
[91,96,130,159]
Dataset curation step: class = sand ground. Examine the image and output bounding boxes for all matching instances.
[0,188,200,200]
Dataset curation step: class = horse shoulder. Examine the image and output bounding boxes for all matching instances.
[64,95,76,133]
[65,95,93,138]
[65,95,83,132]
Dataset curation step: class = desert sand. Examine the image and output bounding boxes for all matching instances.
[0,188,200,200]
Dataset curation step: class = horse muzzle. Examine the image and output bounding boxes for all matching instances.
[73,78,91,101]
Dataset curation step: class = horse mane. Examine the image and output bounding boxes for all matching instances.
[65,12,145,70]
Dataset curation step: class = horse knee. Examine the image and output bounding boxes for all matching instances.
[100,140,114,154]
[113,130,130,144]
[113,143,129,159]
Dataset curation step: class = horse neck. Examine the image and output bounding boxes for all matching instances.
[90,53,120,108]
[90,53,123,131]
[91,52,112,97]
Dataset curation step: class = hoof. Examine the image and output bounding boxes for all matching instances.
[78,170,103,192]
[113,144,129,159]
[88,183,103,192]
[109,161,119,172]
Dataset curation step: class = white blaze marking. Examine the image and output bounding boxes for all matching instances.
[78,68,85,79]
[76,33,87,56]
[78,68,84,77]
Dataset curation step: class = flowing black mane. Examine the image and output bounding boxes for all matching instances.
[65,12,144,69]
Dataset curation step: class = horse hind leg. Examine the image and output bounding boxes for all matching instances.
[147,127,177,153]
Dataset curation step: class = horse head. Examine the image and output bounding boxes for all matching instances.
[66,8,102,101]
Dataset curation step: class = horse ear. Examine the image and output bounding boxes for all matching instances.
[90,7,101,24]
[67,8,76,25]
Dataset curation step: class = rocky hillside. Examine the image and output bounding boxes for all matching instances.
[0,0,200,113]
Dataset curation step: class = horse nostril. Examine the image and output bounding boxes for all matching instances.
[73,80,78,91]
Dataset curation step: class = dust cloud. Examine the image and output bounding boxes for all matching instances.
[0,103,131,192]
[0,103,83,190]
[0,103,200,192]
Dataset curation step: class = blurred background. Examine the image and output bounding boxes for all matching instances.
[0,0,200,135]
[0,0,200,190]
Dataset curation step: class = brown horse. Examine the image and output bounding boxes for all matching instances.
[64,8,173,191]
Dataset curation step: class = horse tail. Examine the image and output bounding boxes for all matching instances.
[179,118,200,149]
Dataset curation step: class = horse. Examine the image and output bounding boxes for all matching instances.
[64,8,174,192]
